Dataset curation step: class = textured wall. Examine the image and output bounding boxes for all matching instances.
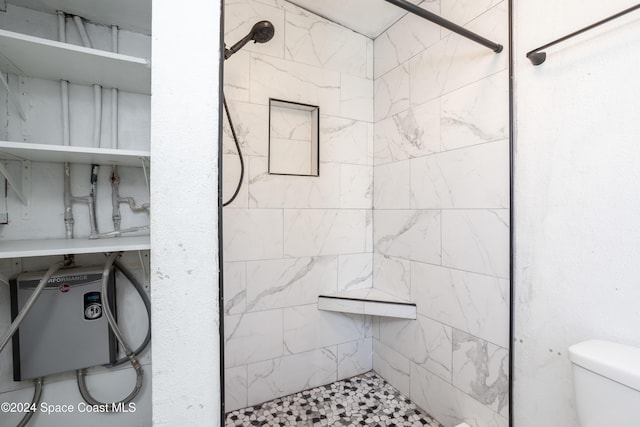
[151,0,222,425]
[222,0,375,411]
[371,1,510,426]
[514,0,640,426]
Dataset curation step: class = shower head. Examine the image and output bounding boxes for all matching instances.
[224,20,275,60]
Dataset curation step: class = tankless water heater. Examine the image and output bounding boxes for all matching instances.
[10,266,117,381]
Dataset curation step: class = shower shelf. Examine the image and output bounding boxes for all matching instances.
[318,288,416,320]
[0,28,150,94]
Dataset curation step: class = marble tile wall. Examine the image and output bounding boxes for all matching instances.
[222,0,373,412]
[372,1,510,427]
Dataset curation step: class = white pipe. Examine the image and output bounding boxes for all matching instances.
[111,89,118,149]
[61,81,70,146]
[142,159,149,188]
[56,11,66,43]
[73,15,92,48]
[60,10,74,239]
[93,225,150,239]
[111,25,118,149]
[93,84,102,148]
[64,162,74,239]
[111,166,121,231]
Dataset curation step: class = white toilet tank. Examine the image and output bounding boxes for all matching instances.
[569,340,640,427]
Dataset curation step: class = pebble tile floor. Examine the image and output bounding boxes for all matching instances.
[225,371,443,426]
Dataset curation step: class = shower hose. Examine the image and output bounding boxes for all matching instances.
[222,94,245,207]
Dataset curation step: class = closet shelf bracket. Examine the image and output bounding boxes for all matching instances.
[0,159,30,206]
[0,73,28,121]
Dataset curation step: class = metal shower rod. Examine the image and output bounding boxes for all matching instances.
[527,3,640,65]
[384,0,503,53]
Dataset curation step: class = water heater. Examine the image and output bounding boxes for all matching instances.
[10,267,118,381]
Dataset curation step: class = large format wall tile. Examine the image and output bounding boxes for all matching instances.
[410,3,508,106]
[374,63,410,122]
[374,99,440,165]
[373,339,411,397]
[452,330,509,417]
[340,164,373,209]
[442,209,509,278]
[320,116,371,165]
[341,74,374,122]
[285,10,368,78]
[411,363,508,427]
[338,338,373,379]
[410,140,509,209]
[222,153,249,209]
[412,262,509,348]
[246,256,337,311]
[374,160,411,209]
[379,316,452,382]
[225,366,248,412]
[224,262,247,316]
[223,209,283,262]
[225,310,284,367]
[284,304,367,354]
[373,253,411,300]
[284,209,369,256]
[223,101,269,157]
[247,347,338,405]
[374,210,441,264]
[441,0,503,28]
[338,253,373,291]
[373,1,441,79]
[249,157,340,208]
[441,71,509,151]
[223,50,251,102]
[250,55,341,116]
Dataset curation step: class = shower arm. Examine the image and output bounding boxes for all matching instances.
[224,36,252,59]
[384,0,503,53]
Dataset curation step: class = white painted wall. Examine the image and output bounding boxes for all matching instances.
[150,0,222,425]
[514,0,640,426]
[0,5,152,426]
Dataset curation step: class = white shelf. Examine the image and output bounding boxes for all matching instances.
[10,0,151,34]
[0,28,150,94]
[0,140,149,166]
[0,235,150,259]
[318,288,417,320]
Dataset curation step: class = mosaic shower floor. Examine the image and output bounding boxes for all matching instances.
[225,371,443,426]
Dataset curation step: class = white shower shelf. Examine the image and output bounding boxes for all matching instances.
[0,235,150,259]
[0,28,150,94]
[318,288,416,320]
[0,140,150,167]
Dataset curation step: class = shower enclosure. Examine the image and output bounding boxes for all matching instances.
[221,0,511,425]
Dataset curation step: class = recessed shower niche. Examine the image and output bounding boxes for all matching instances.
[268,98,319,177]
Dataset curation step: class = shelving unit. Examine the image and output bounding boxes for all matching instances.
[0,140,149,166]
[0,11,152,259]
[0,235,150,259]
[0,28,150,94]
